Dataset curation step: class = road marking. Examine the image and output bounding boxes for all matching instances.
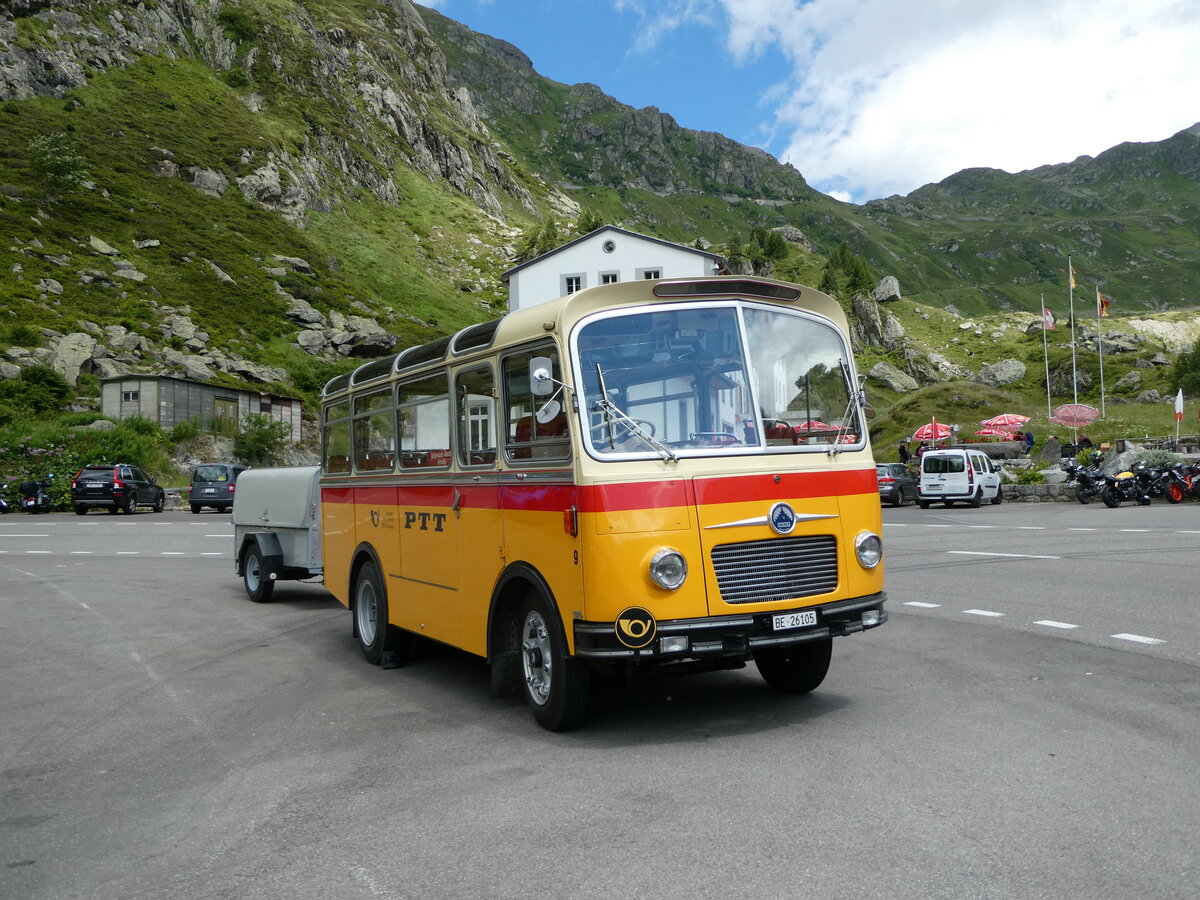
[0,534,49,538]
[948,550,1061,559]
[968,525,995,529]
[116,551,139,555]
[201,552,223,556]
[925,524,953,528]
[70,551,93,555]
[1016,526,1046,530]
[1177,530,1200,535]
[1069,528,1098,531]
[1035,620,1079,630]
[25,550,51,554]
[161,552,185,556]
[964,609,1005,617]
[904,601,941,608]
[1112,633,1165,645]
[1120,529,1151,533]
[205,534,232,538]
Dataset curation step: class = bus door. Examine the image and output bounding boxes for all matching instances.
[452,364,505,655]
[393,374,460,641]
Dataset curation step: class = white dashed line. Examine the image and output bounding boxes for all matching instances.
[25,550,51,555]
[116,551,140,555]
[964,609,1005,617]
[1068,528,1098,531]
[1120,529,1151,533]
[1035,620,1079,630]
[70,551,93,555]
[1111,633,1165,645]
[1016,526,1046,530]
[161,552,185,556]
[905,601,941,608]
[948,551,1061,559]
[201,552,223,556]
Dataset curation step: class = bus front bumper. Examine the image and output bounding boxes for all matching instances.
[573,592,887,661]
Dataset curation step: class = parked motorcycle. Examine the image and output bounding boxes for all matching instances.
[18,474,54,514]
[1134,460,1172,501]
[1165,462,1200,504]
[1101,468,1151,508]
[0,482,10,514]
[1065,451,1105,505]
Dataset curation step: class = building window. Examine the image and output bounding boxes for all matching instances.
[122,390,139,402]
[602,240,616,253]
[600,271,619,285]
[637,267,662,280]
[561,273,585,295]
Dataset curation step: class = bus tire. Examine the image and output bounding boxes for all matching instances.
[353,560,388,665]
[242,544,275,603]
[519,592,589,731]
[755,638,832,694]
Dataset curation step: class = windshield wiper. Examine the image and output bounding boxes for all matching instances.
[594,364,677,462]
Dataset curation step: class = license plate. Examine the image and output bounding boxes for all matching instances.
[203,488,216,493]
[927,485,942,492]
[772,610,818,631]
[85,481,103,487]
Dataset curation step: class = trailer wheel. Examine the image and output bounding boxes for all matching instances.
[353,560,388,665]
[519,592,590,731]
[242,544,275,603]
[755,638,832,694]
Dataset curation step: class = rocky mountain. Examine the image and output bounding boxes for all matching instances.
[0,0,1197,414]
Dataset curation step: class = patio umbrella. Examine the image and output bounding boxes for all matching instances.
[980,413,1030,430]
[794,419,831,431]
[974,426,1017,438]
[1049,403,1099,428]
[912,419,952,442]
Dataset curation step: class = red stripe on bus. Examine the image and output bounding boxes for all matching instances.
[320,469,876,512]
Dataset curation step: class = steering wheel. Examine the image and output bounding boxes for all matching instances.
[591,418,656,447]
[689,431,742,445]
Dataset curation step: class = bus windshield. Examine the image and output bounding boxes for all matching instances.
[574,302,861,458]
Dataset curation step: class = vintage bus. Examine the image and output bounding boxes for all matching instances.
[317,276,887,729]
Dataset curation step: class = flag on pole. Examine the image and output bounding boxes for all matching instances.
[1068,263,1076,289]
[1043,307,1056,331]
[1097,288,1110,318]
[1176,388,1184,423]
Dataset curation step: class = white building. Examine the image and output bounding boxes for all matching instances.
[501,225,727,312]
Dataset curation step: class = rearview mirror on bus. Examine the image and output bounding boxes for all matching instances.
[530,357,554,396]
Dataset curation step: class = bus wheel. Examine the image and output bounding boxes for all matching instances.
[755,638,832,694]
[354,561,388,665]
[242,544,275,603]
[519,593,589,731]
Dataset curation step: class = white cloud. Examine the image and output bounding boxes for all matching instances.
[715,0,1200,202]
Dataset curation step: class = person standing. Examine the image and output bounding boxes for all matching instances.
[898,440,912,465]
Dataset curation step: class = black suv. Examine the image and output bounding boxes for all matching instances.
[71,464,165,515]
[189,463,247,513]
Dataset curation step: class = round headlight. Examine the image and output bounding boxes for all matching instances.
[855,531,883,569]
[648,548,687,590]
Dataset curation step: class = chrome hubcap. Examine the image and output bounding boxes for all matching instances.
[521,610,552,706]
[356,579,378,645]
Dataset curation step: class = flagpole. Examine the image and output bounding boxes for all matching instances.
[1096,287,1106,418]
[1068,256,1078,405]
[1041,294,1052,417]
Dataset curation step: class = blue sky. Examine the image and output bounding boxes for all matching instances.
[421,1,1200,204]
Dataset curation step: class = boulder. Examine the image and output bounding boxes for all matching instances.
[874,275,901,303]
[47,332,97,386]
[978,359,1026,387]
[867,361,918,393]
[1112,370,1141,393]
[188,167,229,196]
[296,330,328,354]
[89,236,120,256]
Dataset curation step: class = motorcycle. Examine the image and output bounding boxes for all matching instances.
[1065,451,1105,505]
[1165,462,1200,504]
[18,474,54,514]
[0,482,10,514]
[1101,467,1151,508]
[1135,461,1172,501]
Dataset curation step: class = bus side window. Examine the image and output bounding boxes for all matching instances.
[456,365,496,467]
[504,347,570,463]
[323,405,351,474]
[398,374,451,469]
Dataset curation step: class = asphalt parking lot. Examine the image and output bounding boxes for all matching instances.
[2,506,1198,899]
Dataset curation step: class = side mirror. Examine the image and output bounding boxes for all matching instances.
[530,357,554,397]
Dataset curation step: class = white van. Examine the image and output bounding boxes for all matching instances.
[918,448,1003,508]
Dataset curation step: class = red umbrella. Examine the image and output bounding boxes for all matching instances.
[980,413,1030,429]
[912,420,951,441]
[974,427,1017,438]
[794,419,831,431]
[1049,404,1099,428]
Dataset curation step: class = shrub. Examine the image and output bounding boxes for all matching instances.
[28,131,90,197]
[1016,468,1046,484]
[233,413,290,466]
[0,365,71,414]
[1137,448,1182,468]
[170,419,201,442]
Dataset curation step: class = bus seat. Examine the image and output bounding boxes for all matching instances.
[512,414,568,459]
[327,454,351,473]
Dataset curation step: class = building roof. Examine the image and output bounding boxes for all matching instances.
[500,224,727,283]
[99,373,300,401]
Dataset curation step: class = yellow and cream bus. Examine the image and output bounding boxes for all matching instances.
[317,276,886,729]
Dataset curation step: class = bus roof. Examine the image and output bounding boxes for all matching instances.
[322,276,845,399]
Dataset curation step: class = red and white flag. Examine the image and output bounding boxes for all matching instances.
[1176,388,1185,423]
[1042,307,1056,331]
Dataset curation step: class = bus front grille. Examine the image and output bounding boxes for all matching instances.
[710,535,838,604]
